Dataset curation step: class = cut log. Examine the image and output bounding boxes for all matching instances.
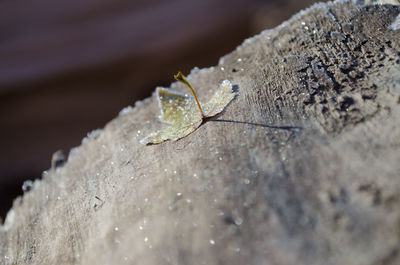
[1,1,400,264]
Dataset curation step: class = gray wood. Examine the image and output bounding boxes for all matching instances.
[1,0,400,264]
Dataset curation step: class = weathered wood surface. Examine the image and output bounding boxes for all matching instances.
[1,0,400,264]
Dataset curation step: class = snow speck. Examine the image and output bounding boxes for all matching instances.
[390,14,400,31]
[68,146,79,159]
[119,106,133,116]
[82,128,102,144]
[22,180,34,192]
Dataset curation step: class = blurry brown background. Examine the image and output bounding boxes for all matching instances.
[0,0,324,220]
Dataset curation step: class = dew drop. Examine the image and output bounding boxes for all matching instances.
[114,227,119,231]
[144,237,148,242]
[209,239,215,245]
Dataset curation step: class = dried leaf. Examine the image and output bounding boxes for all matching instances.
[140,73,237,145]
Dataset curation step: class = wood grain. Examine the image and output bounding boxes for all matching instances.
[1,1,400,264]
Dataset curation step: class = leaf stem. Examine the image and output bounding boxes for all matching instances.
[174,72,204,118]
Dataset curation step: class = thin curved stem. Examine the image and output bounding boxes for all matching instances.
[174,72,205,118]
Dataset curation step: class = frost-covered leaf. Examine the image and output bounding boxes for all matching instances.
[140,73,237,145]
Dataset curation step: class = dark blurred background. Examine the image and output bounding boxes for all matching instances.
[0,0,325,221]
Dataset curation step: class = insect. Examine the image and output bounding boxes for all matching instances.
[140,72,237,145]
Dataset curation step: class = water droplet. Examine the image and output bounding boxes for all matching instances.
[237,58,242,62]
[243,178,250,185]
[221,67,225,71]
[173,170,177,174]
[209,239,215,245]
[139,226,143,230]
[144,237,148,242]
[177,192,182,197]
[234,217,243,225]
[186,199,191,203]
[57,196,61,200]
[193,173,198,178]
[218,157,222,161]
[114,227,119,231]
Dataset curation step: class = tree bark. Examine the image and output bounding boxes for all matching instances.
[1,1,400,264]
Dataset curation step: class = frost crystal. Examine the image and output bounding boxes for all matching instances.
[141,76,237,145]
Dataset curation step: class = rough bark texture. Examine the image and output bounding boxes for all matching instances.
[1,0,400,264]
